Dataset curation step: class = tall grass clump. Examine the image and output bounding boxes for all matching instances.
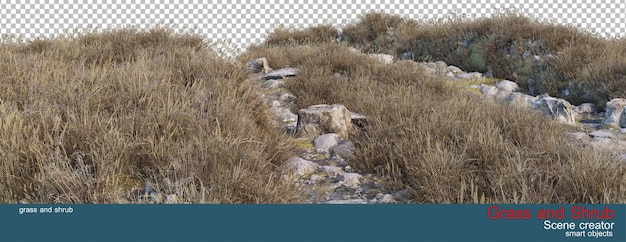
[242,37,625,203]
[0,27,301,204]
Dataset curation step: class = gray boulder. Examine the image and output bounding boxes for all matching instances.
[296,104,353,139]
[574,103,600,116]
[505,92,537,107]
[602,98,626,128]
[532,95,576,124]
[270,107,297,124]
[330,140,356,161]
[495,80,519,92]
[445,65,463,74]
[285,157,318,177]
[313,133,340,152]
[338,173,364,188]
[479,84,509,103]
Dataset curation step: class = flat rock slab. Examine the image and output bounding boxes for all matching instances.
[262,67,299,80]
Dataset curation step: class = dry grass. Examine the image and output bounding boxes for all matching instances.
[0,27,301,204]
[242,13,625,203]
[2,11,625,204]
[337,10,626,108]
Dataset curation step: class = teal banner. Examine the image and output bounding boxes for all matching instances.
[1,204,623,241]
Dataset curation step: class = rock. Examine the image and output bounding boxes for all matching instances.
[479,84,509,103]
[324,199,368,204]
[495,80,519,92]
[262,79,285,89]
[390,189,411,203]
[330,140,356,161]
[505,92,536,107]
[279,93,297,104]
[286,157,318,177]
[296,104,353,139]
[589,130,616,139]
[590,138,626,154]
[350,111,368,131]
[309,174,324,182]
[247,57,272,74]
[143,182,155,195]
[602,98,626,128]
[375,194,396,204]
[574,103,600,115]
[446,65,463,73]
[456,72,483,80]
[532,95,576,124]
[262,67,299,80]
[164,194,179,204]
[527,78,544,96]
[339,173,364,187]
[434,61,448,69]
[270,107,297,123]
[344,166,354,173]
[270,100,281,108]
[400,51,413,60]
[479,84,501,97]
[313,133,340,152]
[368,54,394,64]
[318,165,345,176]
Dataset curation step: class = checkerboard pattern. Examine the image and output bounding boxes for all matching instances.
[1,0,624,54]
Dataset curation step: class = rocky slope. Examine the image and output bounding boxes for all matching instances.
[247,47,626,204]
[130,46,626,204]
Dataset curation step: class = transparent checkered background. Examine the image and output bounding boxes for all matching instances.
[1,0,625,55]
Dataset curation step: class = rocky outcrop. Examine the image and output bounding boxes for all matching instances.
[243,55,403,204]
[602,98,626,128]
[296,104,353,139]
[247,57,272,74]
[532,94,576,124]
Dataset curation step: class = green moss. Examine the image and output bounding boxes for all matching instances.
[467,39,488,72]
